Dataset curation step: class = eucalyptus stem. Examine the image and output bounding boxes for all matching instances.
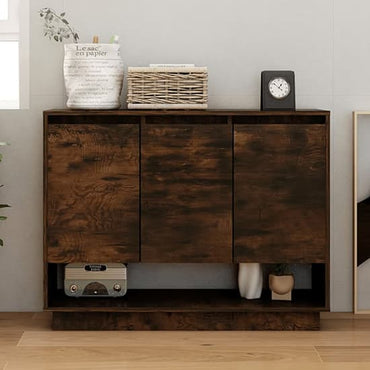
[49,10,77,43]
[39,8,79,43]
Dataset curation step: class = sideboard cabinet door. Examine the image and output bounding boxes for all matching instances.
[234,123,328,263]
[141,116,232,262]
[47,123,139,263]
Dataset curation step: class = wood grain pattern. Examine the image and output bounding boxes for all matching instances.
[45,109,330,118]
[13,315,370,347]
[43,111,330,331]
[1,346,321,363]
[0,313,51,331]
[141,117,232,262]
[7,362,370,370]
[315,346,370,362]
[46,289,327,313]
[0,331,23,346]
[47,124,139,263]
[51,311,320,330]
[234,124,328,263]
[5,315,370,368]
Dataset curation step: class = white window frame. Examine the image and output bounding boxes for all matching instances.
[0,0,29,109]
[0,0,9,21]
[0,0,19,39]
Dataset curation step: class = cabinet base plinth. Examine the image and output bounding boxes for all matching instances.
[51,311,320,331]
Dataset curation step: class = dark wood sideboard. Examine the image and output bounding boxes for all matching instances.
[44,110,330,330]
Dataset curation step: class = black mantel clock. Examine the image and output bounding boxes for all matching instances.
[261,70,296,111]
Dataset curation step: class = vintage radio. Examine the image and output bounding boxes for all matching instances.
[64,263,127,297]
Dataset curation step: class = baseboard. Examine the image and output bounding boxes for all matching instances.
[52,311,320,330]
[321,312,370,319]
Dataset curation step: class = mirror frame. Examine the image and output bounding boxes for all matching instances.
[353,111,370,314]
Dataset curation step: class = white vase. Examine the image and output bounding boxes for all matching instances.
[238,263,263,299]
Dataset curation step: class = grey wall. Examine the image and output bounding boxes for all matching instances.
[0,0,365,311]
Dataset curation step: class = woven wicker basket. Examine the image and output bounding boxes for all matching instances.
[127,67,208,109]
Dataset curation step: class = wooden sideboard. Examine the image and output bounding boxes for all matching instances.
[44,110,330,330]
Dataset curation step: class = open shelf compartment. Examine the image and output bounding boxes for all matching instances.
[46,263,328,313]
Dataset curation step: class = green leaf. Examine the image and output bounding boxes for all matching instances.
[0,239,3,247]
[62,19,69,25]
[0,205,10,209]
[0,216,7,221]
[60,12,66,17]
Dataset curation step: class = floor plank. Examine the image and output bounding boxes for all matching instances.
[5,361,370,370]
[321,312,370,320]
[18,329,370,347]
[0,331,24,347]
[316,346,370,362]
[0,312,51,332]
[1,313,370,369]
[2,345,321,363]
[321,319,370,331]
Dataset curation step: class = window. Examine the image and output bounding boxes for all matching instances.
[0,0,29,109]
[0,41,18,108]
[0,0,8,21]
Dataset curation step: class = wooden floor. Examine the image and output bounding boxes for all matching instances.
[1,313,370,369]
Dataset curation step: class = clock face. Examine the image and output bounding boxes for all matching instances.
[268,78,291,99]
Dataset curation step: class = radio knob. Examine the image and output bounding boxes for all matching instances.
[113,283,121,292]
[69,284,78,293]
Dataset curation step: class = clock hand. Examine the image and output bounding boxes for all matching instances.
[272,82,283,91]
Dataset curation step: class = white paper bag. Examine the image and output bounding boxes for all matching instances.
[64,44,124,109]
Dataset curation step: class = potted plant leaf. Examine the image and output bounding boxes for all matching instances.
[0,142,10,246]
[269,264,294,301]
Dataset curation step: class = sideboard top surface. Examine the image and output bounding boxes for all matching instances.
[44,109,330,117]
